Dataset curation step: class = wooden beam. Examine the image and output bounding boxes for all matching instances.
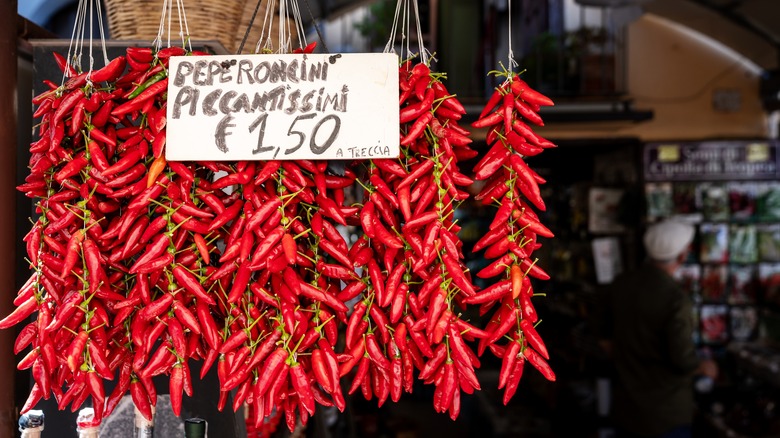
[0,0,18,433]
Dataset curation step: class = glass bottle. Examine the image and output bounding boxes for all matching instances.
[19,409,44,438]
[76,407,100,438]
[184,418,207,438]
[134,404,155,438]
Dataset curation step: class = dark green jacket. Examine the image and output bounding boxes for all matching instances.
[598,263,700,437]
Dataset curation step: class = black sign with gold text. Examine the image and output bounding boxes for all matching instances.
[644,140,780,181]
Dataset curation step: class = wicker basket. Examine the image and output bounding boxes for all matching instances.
[104,0,248,52]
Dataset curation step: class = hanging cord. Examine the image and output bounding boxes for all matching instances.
[411,0,427,64]
[506,0,518,75]
[63,0,87,84]
[73,0,87,72]
[153,0,169,52]
[278,0,286,52]
[289,0,307,50]
[246,0,307,54]
[85,0,109,74]
[60,0,109,86]
[237,0,264,54]
[385,0,428,64]
[94,0,108,64]
[302,0,328,53]
[256,0,276,53]
[153,0,192,52]
[286,0,294,51]
[167,0,173,48]
[176,0,193,51]
[383,0,404,54]
[403,0,410,60]
[76,0,88,69]
[87,0,94,73]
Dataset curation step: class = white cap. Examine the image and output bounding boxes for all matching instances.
[643,220,695,261]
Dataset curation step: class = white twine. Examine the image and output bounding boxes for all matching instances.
[289,0,307,50]
[64,0,109,85]
[94,0,108,64]
[64,0,86,81]
[507,0,518,74]
[403,0,409,59]
[87,0,94,73]
[278,0,286,53]
[383,0,403,54]
[176,0,193,51]
[154,0,192,52]
[153,0,168,51]
[167,0,173,48]
[256,0,277,53]
[384,0,428,64]
[411,0,428,65]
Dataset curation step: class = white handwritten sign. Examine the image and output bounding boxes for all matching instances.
[166,53,400,161]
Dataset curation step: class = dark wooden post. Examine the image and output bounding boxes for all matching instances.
[0,0,19,436]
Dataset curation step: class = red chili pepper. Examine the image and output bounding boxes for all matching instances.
[442,253,476,296]
[136,294,173,324]
[248,226,285,267]
[65,330,89,373]
[219,329,249,356]
[431,80,466,113]
[225,264,251,304]
[473,141,511,181]
[348,355,370,395]
[436,361,458,413]
[518,292,538,325]
[255,348,289,399]
[524,346,555,381]
[499,339,521,390]
[502,355,525,405]
[127,174,169,212]
[300,282,349,314]
[310,349,333,395]
[130,378,153,421]
[405,320,434,359]
[90,56,127,82]
[518,257,550,281]
[402,210,438,232]
[165,363,183,417]
[0,295,37,329]
[88,341,113,380]
[53,154,89,183]
[289,362,315,415]
[401,112,433,146]
[172,265,216,306]
[17,348,40,371]
[400,88,435,124]
[365,333,391,370]
[520,318,549,359]
[13,321,37,354]
[112,78,169,116]
[510,78,555,107]
[418,343,447,381]
[281,232,297,265]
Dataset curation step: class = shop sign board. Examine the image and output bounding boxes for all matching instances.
[166,53,399,161]
[644,140,780,181]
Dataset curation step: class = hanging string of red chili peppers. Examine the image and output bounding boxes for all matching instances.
[469,71,558,401]
[3,0,557,431]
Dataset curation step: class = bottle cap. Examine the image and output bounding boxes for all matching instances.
[19,410,45,430]
[76,407,100,430]
[185,417,206,436]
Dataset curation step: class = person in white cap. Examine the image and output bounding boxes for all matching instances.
[595,219,718,438]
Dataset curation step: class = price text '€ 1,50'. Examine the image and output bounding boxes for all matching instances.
[166,54,395,161]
